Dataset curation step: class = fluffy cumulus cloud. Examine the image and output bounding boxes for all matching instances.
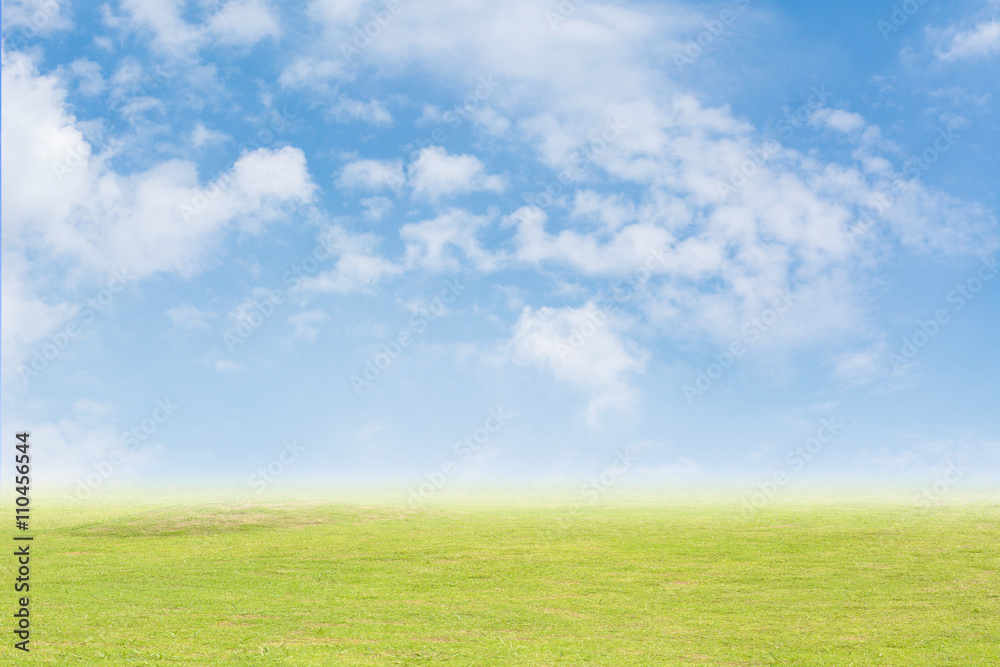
[277,56,343,90]
[508,303,648,423]
[295,225,403,294]
[332,97,393,125]
[339,147,503,200]
[1,49,316,383]
[113,0,281,56]
[1,0,73,35]
[400,208,499,271]
[810,108,867,134]
[0,262,78,381]
[936,19,1000,61]
[337,158,405,191]
[206,0,282,47]
[3,51,316,276]
[407,147,505,200]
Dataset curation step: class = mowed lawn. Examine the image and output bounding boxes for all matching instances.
[3,493,998,665]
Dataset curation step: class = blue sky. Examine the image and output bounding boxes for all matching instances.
[2,0,999,498]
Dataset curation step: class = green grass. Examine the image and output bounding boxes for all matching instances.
[3,491,999,665]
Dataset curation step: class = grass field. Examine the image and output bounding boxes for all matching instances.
[2,490,998,665]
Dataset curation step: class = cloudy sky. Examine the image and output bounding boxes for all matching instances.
[2,0,999,496]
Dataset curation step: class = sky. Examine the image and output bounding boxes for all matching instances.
[2,0,999,501]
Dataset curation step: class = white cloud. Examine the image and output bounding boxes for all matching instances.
[166,304,215,331]
[360,196,393,220]
[508,303,648,423]
[3,51,317,277]
[228,287,283,325]
[190,123,229,148]
[337,158,405,191]
[1,50,316,383]
[207,0,281,46]
[114,0,279,57]
[106,56,166,109]
[306,0,367,28]
[571,190,637,230]
[278,57,343,89]
[0,259,77,384]
[100,145,314,275]
[936,19,1000,61]
[22,417,122,484]
[400,208,499,271]
[504,205,674,276]
[469,106,511,136]
[830,343,886,388]
[340,147,504,200]
[67,58,106,96]
[1,0,72,34]
[810,108,867,134]
[407,146,505,200]
[332,97,393,125]
[115,0,202,55]
[11,400,167,485]
[296,226,403,294]
[288,309,330,342]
